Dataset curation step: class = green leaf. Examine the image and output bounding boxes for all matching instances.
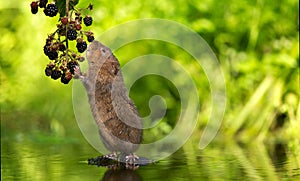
[70,0,79,7]
[55,0,79,17]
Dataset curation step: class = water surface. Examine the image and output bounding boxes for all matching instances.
[1,133,299,181]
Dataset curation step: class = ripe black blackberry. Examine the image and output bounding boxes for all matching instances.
[43,45,50,56]
[76,41,87,53]
[61,72,72,84]
[30,1,38,14]
[45,66,52,76]
[47,51,58,60]
[58,26,66,36]
[67,61,79,74]
[45,37,53,45]
[67,29,77,40]
[44,3,58,17]
[39,0,48,8]
[51,69,62,80]
[58,43,66,51]
[83,16,93,26]
[87,35,94,42]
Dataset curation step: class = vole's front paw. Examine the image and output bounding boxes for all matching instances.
[74,65,83,79]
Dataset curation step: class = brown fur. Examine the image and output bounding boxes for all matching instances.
[77,41,142,154]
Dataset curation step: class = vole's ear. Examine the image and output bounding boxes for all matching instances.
[98,42,112,58]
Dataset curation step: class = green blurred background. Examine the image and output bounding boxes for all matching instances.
[1,0,299,180]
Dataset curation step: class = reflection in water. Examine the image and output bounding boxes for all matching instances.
[87,154,155,169]
[102,169,141,181]
[270,143,287,171]
[1,135,299,180]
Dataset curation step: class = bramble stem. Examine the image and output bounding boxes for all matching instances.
[65,0,70,61]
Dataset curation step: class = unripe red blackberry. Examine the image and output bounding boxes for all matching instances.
[75,24,82,30]
[44,3,58,17]
[39,0,48,8]
[51,69,62,80]
[30,1,39,14]
[77,56,85,62]
[83,16,93,26]
[60,17,68,25]
[67,61,79,74]
[76,41,87,53]
[67,29,77,40]
[71,53,77,58]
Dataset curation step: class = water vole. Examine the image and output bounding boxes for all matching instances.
[74,41,142,157]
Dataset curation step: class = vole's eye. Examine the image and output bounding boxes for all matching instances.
[101,48,106,54]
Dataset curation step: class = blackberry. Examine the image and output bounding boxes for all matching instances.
[58,26,66,36]
[47,51,58,60]
[87,35,94,42]
[61,72,72,84]
[30,1,38,14]
[78,56,85,62]
[75,24,82,30]
[76,41,87,53]
[61,75,70,84]
[39,0,48,8]
[67,61,79,74]
[67,29,77,40]
[45,66,52,76]
[71,53,77,58]
[45,37,53,45]
[58,43,66,51]
[51,69,62,80]
[44,3,58,17]
[60,17,68,25]
[83,16,93,26]
[43,45,50,56]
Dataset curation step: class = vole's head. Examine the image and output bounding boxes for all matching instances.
[86,41,112,66]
